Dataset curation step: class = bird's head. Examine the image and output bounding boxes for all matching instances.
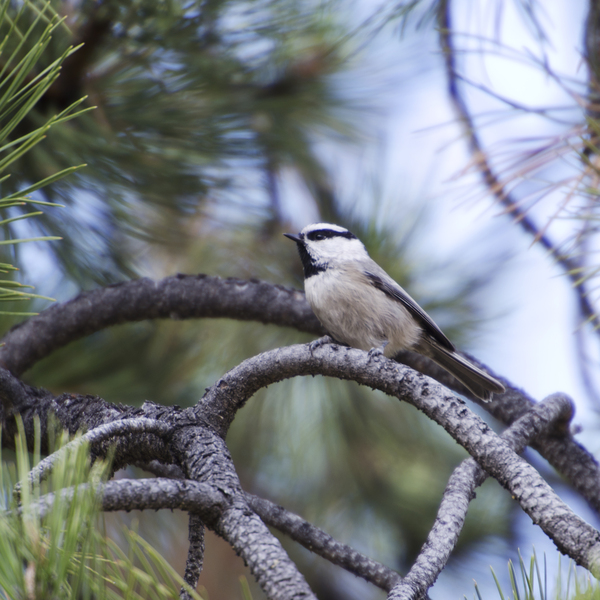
[284,223,368,277]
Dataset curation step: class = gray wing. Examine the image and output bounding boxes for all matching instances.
[365,269,455,351]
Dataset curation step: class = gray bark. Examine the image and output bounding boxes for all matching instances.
[2,275,600,597]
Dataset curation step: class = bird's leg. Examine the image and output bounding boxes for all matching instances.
[367,341,388,361]
[309,335,335,353]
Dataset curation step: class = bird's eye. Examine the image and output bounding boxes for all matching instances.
[307,230,334,241]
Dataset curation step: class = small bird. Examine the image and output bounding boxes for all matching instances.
[284,223,505,401]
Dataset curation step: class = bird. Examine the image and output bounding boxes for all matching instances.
[284,223,505,401]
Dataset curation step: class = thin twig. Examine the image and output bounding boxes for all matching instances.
[245,492,402,592]
[181,513,205,600]
[15,417,171,498]
[438,0,600,331]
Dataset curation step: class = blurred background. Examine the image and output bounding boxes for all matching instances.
[1,0,599,597]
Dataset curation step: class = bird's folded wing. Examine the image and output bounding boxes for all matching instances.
[365,270,455,351]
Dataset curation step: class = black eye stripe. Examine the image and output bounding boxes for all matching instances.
[305,229,356,241]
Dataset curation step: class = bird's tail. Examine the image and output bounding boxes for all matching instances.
[415,339,505,402]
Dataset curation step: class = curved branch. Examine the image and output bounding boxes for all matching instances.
[2,276,600,519]
[245,492,402,592]
[0,275,321,376]
[200,342,600,576]
[1,385,180,472]
[9,340,600,585]
[388,392,575,600]
[18,417,171,495]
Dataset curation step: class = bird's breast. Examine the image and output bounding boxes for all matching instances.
[304,268,421,354]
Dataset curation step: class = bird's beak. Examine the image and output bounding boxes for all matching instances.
[283,233,302,243]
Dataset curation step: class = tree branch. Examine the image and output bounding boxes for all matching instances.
[170,425,316,600]
[397,350,600,517]
[125,460,403,591]
[245,492,402,592]
[0,275,321,377]
[27,480,226,529]
[197,343,600,576]
[2,276,600,520]
[6,389,314,596]
[18,417,172,496]
[45,467,317,599]
[181,513,205,600]
[388,392,575,600]
[11,341,600,588]
[32,475,401,594]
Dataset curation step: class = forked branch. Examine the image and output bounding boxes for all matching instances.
[2,276,600,518]
[388,392,575,600]
[11,342,600,581]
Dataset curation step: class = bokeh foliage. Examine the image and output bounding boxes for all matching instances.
[3,0,355,283]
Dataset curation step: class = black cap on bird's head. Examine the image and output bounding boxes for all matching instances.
[284,223,364,278]
[284,223,357,243]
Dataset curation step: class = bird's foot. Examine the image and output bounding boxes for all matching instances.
[309,335,335,354]
[367,342,388,362]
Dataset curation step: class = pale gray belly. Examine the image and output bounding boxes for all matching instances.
[305,272,421,355]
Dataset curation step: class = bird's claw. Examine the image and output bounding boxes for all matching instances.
[367,347,383,359]
[367,342,388,362]
[309,335,334,354]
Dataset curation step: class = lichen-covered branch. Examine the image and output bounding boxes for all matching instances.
[196,342,600,576]
[2,275,600,519]
[245,492,402,591]
[19,417,171,493]
[128,460,404,591]
[0,275,321,376]
[388,393,576,600]
[181,514,205,600]
[9,337,600,590]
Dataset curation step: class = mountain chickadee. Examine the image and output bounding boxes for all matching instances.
[284,223,505,401]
